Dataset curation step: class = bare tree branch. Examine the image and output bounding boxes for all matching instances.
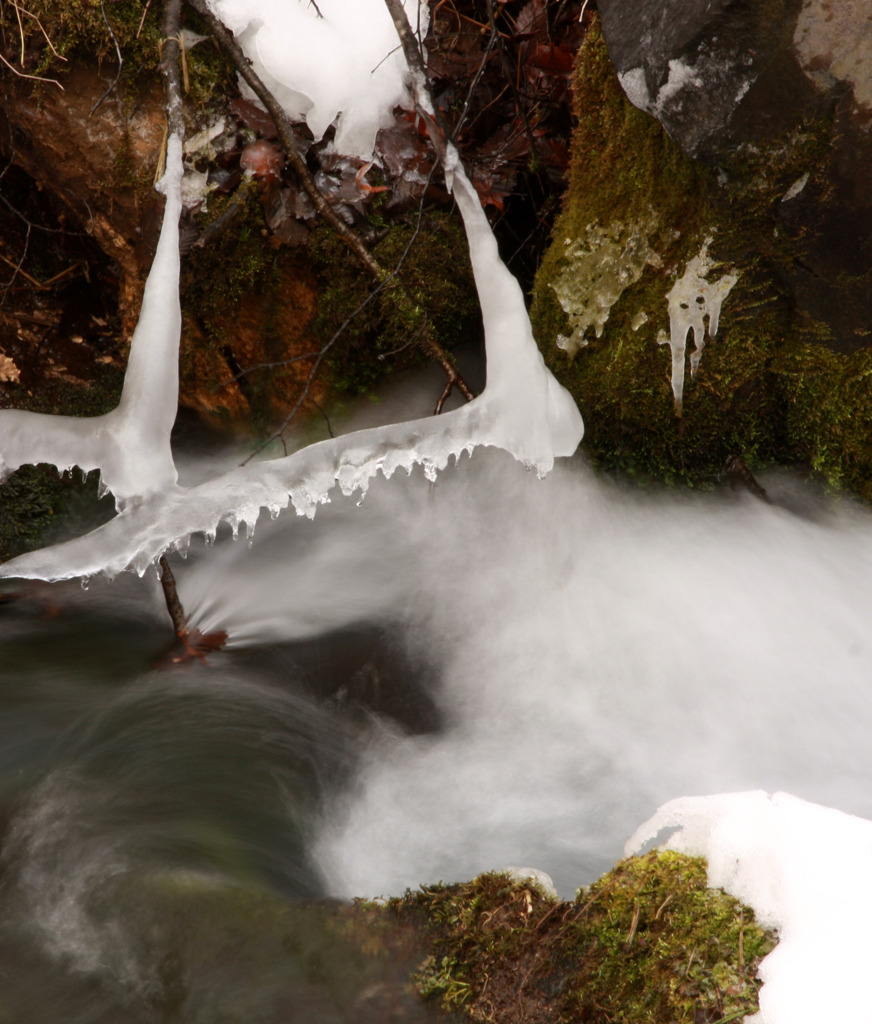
[158,554,188,635]
[161,0,185,139]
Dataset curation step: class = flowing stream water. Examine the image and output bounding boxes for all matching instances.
[4,375,872,1020]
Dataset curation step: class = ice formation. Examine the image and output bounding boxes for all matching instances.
[204,0,427,158]
[550,212,661,355]
[0,132,184,508]
[0,8,582,583]
[657,236,738,413]
[627,791,872,1024]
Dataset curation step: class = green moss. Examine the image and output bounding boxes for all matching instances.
[21,0,163,76]
[0,362,122,559]
[14,0,232,104]
[387,852,775,1024]
[183,183,279,336]
[782,343,872,501]
[531,18,863,493]
[307,211,479,398]
[0,465,64,561]
[0,465,113,561]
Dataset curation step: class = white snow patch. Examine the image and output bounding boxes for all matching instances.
[626,791,872,1024]
[617,67,652,112]
[205,0,428,158]
[781,172,810,202]
[180,168,211,209]
[656,58,703,108]
[500,867,558,900]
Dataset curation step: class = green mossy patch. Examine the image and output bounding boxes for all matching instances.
[182,182,280,344]
[0,854,773,1022]
[0,361,122,559]
[0,465,113,562]
[306,210,480,399]
[385,852,775,1024]
[18,0,231,104]
[532,18,872,496]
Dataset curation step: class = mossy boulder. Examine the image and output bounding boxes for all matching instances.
[531,19,872,498]
[383,851,775,1024]
[13,852,771,1024]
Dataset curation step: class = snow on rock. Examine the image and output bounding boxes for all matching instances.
[500,867,558,900]
[656,236,737,413]
[205,0,427,159]
[626,791,872,1024]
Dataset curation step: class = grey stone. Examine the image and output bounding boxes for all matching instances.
[598,0,872,351]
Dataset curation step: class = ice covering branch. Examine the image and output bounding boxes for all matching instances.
[0,0,583,584]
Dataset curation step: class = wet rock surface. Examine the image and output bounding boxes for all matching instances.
[598,0,872,353]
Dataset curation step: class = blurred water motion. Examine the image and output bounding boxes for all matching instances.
[3,445,872,1019]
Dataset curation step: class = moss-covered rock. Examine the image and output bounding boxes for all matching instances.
[305,209,479,402]
[383,851,775,1024]
[531,19,872,498]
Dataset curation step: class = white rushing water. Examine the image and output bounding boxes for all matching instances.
[167,449,872,899]
[2,1,872,1020]
[170,439,872,1024]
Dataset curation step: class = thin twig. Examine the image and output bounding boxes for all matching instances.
[484,0,541,180]
[11,0,25,64]
[13,2,66,61]
[160,0,184,139]
[159,555,188,635]
[450,16,500,142]
[0,247,42,289]
[212,351,322,392]
[0,221,30,304]
[0,49,62,88]
[136,0,154,39]
[0,189,83,235]
[307,395,335,437]
[90,0,123,115]
[241,277,395,462]
[0,251,81,290]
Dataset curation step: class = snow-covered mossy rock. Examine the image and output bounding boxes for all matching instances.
[531,17,872,497]
[382,851,775,1023]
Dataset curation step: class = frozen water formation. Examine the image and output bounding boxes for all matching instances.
[0,0,583,583]
[627,791,872,1024]
[657,235,738,413]
[550,210,661,355]
[0,133,184,510]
